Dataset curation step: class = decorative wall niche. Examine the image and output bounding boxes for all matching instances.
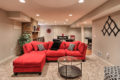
[102,16,120,36]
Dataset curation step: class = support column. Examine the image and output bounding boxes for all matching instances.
[81,26,84,42]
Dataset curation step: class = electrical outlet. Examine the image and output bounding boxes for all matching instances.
[10,48,14,51]
[106,52,110,60]
[98,51,102,57]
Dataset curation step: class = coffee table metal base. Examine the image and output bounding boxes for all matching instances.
[59,65,81,79]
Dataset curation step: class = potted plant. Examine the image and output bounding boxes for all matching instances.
[18,33,32,55]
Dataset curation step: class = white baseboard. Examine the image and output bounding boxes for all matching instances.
[0,55,15,64]
[93,54,114,66]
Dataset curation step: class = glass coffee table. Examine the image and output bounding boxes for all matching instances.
[58,56,82,79]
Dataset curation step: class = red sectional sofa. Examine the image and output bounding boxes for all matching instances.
[13,41,87,75]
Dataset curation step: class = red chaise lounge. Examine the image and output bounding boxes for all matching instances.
[13,41,87,75]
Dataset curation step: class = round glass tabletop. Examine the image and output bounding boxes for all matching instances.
[58,56,82,65]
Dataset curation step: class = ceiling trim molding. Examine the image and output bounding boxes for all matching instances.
[71,0,120,26]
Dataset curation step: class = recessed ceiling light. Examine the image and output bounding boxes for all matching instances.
[54,21,57,25]
[83,21,87,24]
[54,21,56,23]
[69,14,72,17]
[65,19,69,22]
[19,0,26,3]
[78,0,84,3]
[64,22,66,24]
[36,14,40,17]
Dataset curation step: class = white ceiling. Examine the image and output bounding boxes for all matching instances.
[0,0,108,25]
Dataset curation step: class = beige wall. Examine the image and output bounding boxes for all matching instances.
[84,28,92,43]
[0,9,22,61]
[93,11,120,65]
[39,25,54,42]
[39,25,82,42]
[68,28,82,41]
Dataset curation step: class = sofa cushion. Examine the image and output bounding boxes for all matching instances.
[48,41,53,49]
[23,42,33,53]
[31,41,48,51]
[65,49,82,57]
[48,41,65,49]
[38,44,45,51]
[65,41,79,50]
[51,41,61,50]
[59,41,65,49]
[30,51,47,54]
[13,52,46,67]
[46,49,65,57]
[67,44,75,51]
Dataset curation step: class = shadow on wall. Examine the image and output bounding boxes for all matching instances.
[15,40,21,56]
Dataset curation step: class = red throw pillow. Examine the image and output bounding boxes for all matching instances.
[59,41,65,49]
[43,42,48,50]
[48,41,53,49]
[75,41,81,50]
[78,43,85,53]
[24,43,33,53]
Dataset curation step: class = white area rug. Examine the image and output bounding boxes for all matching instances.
[0,55,110,80]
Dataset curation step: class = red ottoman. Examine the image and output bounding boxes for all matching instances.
[13,51,46,75]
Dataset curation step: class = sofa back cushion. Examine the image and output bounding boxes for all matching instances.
[65,41,79,51]
[31,41,48,51]
[23,42,33,53]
